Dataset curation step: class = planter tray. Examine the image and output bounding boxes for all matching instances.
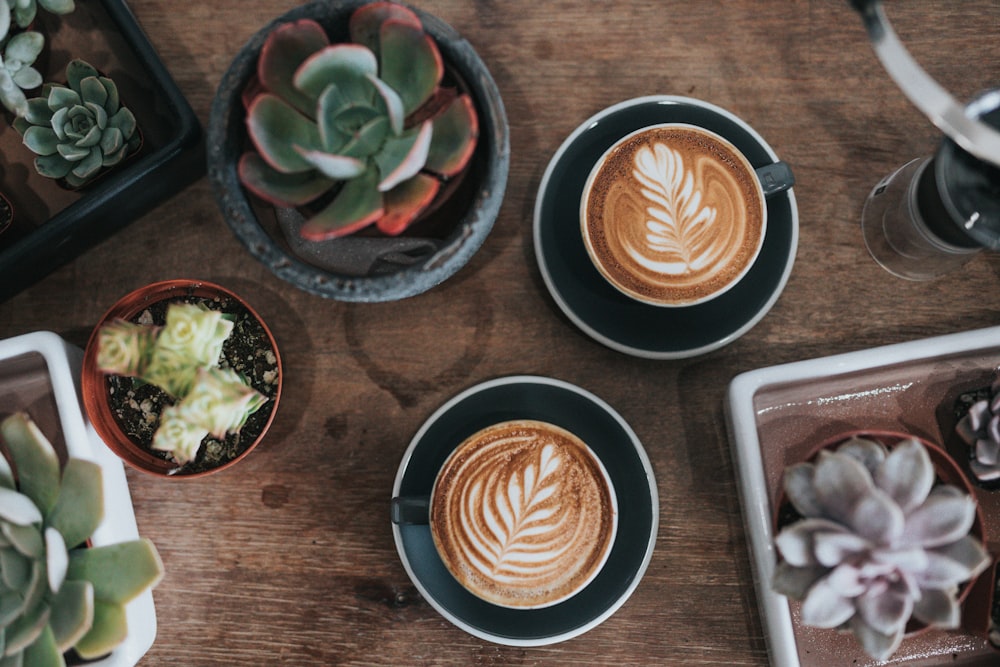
[0,0,203,302]
[726,326,1000,667]
[0,331,156,666]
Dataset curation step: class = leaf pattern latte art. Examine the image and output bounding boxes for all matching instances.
[631,143,722,274]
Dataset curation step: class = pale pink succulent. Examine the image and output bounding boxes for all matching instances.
[772,435,990,661]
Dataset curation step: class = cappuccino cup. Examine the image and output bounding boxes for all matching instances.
[397,419,618,609]
[581,123,792,307]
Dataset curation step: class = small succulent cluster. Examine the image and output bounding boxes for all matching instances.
[0,411,162,667]
[97,302,268,465]
[771,435,991,661]
[1,0,76,116]
[955,375,1000,485]
[13,59,139,187]
[239,1,479,241]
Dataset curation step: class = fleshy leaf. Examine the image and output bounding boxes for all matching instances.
[812,451,874,526]
[293,44,377,103]
[22,126,59,156]
[902,486,976,548]
[73,599,126,660]
[39,0,76,15]
[50,579,94,653]
[1,413,60,514]
[66,60,99,93]
[846,488,904,544]
[377,173,439,235]
[875,438,934,513]
[348,1,422,55]
[66,539,164,604]
[800,578,855,629]
[47,458,103,549]
[20,624,63,667]
[375,120,432,191]
[911,588,960,628]
[425,93,478,176]
[6,31,44,63]
[238,152,334,206]
[378,19,442,115]
[300,169,383,240]
[45,527,68,592]
[257,19,329,116]
[294,147,367,180]
[35,153,73,179]
[849,616,903,662]
[246,94,323,173]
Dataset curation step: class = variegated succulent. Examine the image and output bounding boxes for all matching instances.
[0,30,42,116]
[96,302,268,465]
[14,59,140,187]
[0,412,163,667]
[955,375,1000,484]
[238,1,479,240]
[772,435,991,661]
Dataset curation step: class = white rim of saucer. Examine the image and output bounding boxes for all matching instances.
[390,374,659,647]
[533,94,800,360]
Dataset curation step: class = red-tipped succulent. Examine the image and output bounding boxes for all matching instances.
[238,2,479,241]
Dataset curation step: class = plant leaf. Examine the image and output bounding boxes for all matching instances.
[47,458,103,549]
[238,152,333,206]
[377,173,439,235]
[348,1,423,55]
[375,120,431,191]
[378,20,441,115]
[1,413,60,515]
[66,539,163,605]
[257,19,329,117]
[300,169,383,240]
[293,44,376,103]
[425,93,478,177]
[246,94,322,173]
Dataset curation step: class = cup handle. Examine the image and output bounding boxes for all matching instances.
[756,161,795,198]
[391,496,430,525]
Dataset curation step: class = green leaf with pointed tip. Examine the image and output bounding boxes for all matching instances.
[367,74,404,136]
[1,415,59,516]
[47,459,102,550]
[238,152,334,206]
[39,0,76,15]
[65,60,98,94]
[76,121,103,148]
[20,624,62,667]
[379,21,441,115]
[6,32,44,65]
[100,126,123,158]
[71,147,102,180]
[2,523,42,559]
[246,94,322,173]
[315,84,354,152]
[425,94,478,176]
[375,120,431,192]
[47,86,79,111]
[22,98,52,126]
[34,154,73,179]
[49,580,93,653]
[22,126,59,157]
[67,539,163,605]
[78,77,107,107]
[0,490,42,527]
[257,19,329,117]
[0,454,13,490]
[72,599,124,660]
[348,2,422,55]
[99,78,118,115]
[293,44,376,104]
[377,172,439,235]
[57,141,88,161]
[108,107,136,140]
[300,169,383,241]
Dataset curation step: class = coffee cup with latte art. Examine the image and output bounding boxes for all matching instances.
[429,419,617,609]
[581,123,787,307]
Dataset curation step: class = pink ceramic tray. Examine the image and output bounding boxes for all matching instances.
[727,326,1000,667]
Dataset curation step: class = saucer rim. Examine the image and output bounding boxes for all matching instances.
[390,374,659,646]
[532,94,800,359]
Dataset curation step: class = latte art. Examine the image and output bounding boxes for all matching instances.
[582,124,765,306]
[430,420,616,608]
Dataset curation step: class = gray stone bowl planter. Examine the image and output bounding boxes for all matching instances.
[207,0,509,302]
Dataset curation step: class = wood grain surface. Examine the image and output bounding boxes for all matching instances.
[2,1,1000,665]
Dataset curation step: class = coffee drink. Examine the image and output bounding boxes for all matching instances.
[581,124,766,307]
[430,420,617,609]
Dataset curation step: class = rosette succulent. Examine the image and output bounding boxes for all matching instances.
[238,2,479,240]
[0,411,163,667]
[96,302,268,465]
[771,435,991,661]
[0,30,42,116]
[14,59,140,187]
[955,375,1000,484]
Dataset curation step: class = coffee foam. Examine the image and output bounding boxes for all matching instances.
[430,420,616,608]
[583,126,764,306]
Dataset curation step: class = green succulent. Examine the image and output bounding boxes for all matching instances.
[2,0,75,42]
[0,412,163,667]
[0,30,41,117]
[238,2,479,240]
[14,59,140,188]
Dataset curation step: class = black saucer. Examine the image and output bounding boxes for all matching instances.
[391,376,658,645]
[533,96,799,359]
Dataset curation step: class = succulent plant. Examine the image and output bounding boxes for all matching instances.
[0,30,42,116]
[955,375,1000,484]
[1,0,75,42]
[0,411,163,667]
[771,435,991,661]
[238,2,479,241]
[96,302,268,465]
[13,59,140,188]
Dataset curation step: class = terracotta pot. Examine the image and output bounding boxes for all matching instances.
[81,280,282,478]
[773,430,989,639]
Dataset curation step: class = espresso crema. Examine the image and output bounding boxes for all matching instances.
[430,420,617,608]
[582,125,765,306]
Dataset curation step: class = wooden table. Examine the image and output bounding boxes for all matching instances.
[2,1,1000,664]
